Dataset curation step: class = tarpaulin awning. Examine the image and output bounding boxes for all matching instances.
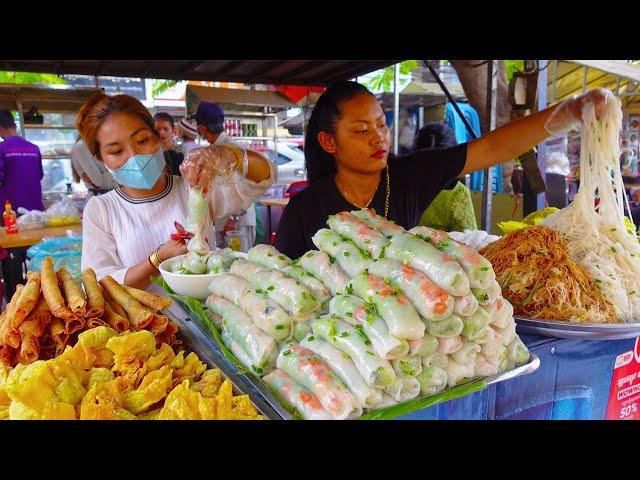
[185,85,297,114]
[0,84,102,112]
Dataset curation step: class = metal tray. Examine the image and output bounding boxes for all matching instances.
[172,298,540,419]
[515,315,640,340]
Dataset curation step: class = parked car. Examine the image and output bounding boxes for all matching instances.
[265,140,306,188]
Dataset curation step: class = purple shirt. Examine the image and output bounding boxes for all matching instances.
[0,135,45,213]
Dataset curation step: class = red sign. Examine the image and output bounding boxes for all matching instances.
[606,338,640,420]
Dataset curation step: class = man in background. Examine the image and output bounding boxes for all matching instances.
[70,138,117,195]
[193,101,258,246]
[175,117,199,156]
[154,112,184,175]
[0,110,45,221]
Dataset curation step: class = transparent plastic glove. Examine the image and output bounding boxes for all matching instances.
[184,187,211,255]
[179,145,249,193]
[544,88,609,136]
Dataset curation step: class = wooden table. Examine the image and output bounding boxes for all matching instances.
[0,224,82,249]
[258,198,289,244]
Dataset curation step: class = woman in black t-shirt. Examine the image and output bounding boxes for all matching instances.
[275,81,606,259]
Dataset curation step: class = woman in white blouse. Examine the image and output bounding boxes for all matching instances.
[77,92,274,290]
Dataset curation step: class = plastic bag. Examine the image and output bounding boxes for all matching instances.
[16,207,47,230]
[26,236,82,282]
[44,197,81,227]
[418,182,478,232]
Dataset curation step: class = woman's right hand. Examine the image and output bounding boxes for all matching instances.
[157,238,188,262]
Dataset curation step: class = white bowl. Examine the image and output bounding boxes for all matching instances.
[158,251,247,300]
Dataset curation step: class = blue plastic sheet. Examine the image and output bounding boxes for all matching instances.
[26,236,82,281]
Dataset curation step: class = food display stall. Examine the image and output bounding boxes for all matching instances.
[2,60,640,421]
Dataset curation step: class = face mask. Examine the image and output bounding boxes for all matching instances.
[107,146,166,189]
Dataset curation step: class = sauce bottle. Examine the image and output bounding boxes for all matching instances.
[3,200,18,234]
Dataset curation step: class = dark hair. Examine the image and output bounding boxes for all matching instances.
[414,122,457,150]
[0,110,16,130]
[201,122,224,135]
[304,81,374,183]
[153,112,175,128]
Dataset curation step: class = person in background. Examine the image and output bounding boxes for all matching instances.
[154,112,184,176]
[70,137,117,195]
[414,122,478,232]
[194,101,257,247]
[175,117,199,156]
[0,110,45,221]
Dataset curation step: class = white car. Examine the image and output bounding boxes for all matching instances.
[265,140,306,188]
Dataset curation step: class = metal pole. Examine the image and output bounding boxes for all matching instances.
[94,76,99,88]
[481,60,498,231]
[551,60,558,102]
[393,63,400,155]
[16,100,25,137]
[536,60,549,211]
[582,66,588,93]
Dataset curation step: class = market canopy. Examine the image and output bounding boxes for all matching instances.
[1,60,399,86]
[0,84,102,112]
[185,85,296,114]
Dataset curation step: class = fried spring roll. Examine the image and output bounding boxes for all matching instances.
[122,285,172,312]
[56,267,87,316]
[81,268,105,318]
[0,344,15,366]
[40,257,75,320]
[86,317,109,329]
[102,287,128,319]
[10,272,41,331]
[2,285,24,348]
[100,276,154,329]
[102,301,130,333]
[17,334,39,364]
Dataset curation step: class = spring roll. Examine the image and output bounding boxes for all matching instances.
[473,326,493,344]
[276,343,361,420]
[229,257,268,282]
[263,369,333,421]
[368,258,454,321]
[494,320,517,346]
[425,314,464,339]
[40,257,75,320]
[247,244,292,270]
[311,315,396,388]
[348,273,424,340]
[2,285,24,348]
[408,335,439,357]
[148,314,169,336]
[471,281,502,307]
[461,306,492,341]
[437,335,463,355]
[452,342,481,365]
[385,231,470,296]
[221,329,255,371]
[50,318,69,356]
[208,272,252,304]
[237,290,292,342]
[206,294,277,374]
[484,298,514,329]
[102,301,130,333]
[9,272,41,331]
[301,335,382,409]
[445,359,475,388]
[298,250,350,296]
[417,366,448,397]
[86,317,109,329]
[204,248,237,274]
[56,267,86,316]
[410,226,496,289]
[421,352,449,369]
[0,344,15,366]
[480,328,502,357]
[351,208,404,238]
[102,287,128,319]
[17,334,39,364]
[391,355,423,378]
[122,285,172,312]
[506,336,530,365]
[327,211,389,259]
[473,354,500,377]
[312,228,372,277]
[81,268,105,318]
[454,293,479,317]
[100,276,154,330]
[329,294,409,360]
[281,265,331,305]
[374,393,399,409]
[384,376,421,403]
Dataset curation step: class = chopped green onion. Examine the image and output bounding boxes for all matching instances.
[283,350,291,356]
[346,312,353,318]
[276,324,285,330]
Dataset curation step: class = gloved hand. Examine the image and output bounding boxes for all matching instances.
[179,145,248,193]
[545,88,609,136]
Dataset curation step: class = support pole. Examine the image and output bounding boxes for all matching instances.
[16,100,25,137]
[536,60,548,211]
[481,60,498,231]
[393,63,400,155]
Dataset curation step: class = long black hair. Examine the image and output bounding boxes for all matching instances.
[413,122,457,150]
[304,81,374,183]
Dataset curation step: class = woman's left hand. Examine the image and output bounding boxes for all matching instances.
[179,145,244,193]
[545,88,610,136]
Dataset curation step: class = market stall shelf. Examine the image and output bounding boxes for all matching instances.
[515,316,640,340]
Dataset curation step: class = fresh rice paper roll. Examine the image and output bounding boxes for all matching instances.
[178,251,208,274]
[247,244,292,270]
[410,226,496,289]
[298,250,350,296]
[327,211,388,259]
[483,343,510,373]
[262,369,333,421]
[425,315,464,339]
[292,320,313,342]
[238,290,292,342]
[221,329,254,371]
[451,342,481,365]
[454,293,479,317]
[301,335,382,409]
[484,298,514,329]
[368,258,454,321]
[281,265,331,304]
[205,309,223,329]
[445,359,475,388]
[480,328,502,357]
[408,334,439,357]
[473,326,494,345]
[384,376,421,403]
[473,354,500,377]
[391,355,423,378]
[311,315,396,388]
[471,280,502,307]
[277,343,361,420]
[417,366,448,397]
[461,306,492,341]
[422,352,449,369]
[373,393,399,409]
[385,231,470,296]
[506,336,530,365]
[205,248,237,274]
[208,273,252,304]
[437,335,463,355]
[329,294,410,360]
[229,258,269,282]
[348,273,425,340]
[312,228,372,277]
[495,320,517,346]
[351,208,405,238]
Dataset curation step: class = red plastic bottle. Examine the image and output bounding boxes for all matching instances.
[3,200,18,234]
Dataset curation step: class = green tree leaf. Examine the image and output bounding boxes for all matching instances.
[0,71,67,85]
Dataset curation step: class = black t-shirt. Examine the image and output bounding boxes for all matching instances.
[274,143,468,259]
[164,150,184,176]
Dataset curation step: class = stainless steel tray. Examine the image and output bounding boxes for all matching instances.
[515,315,640,340]
[485,353,540,385]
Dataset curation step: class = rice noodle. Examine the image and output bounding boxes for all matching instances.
[542,90,640,322]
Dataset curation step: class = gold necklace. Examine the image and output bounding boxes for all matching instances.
[337,165,391,219]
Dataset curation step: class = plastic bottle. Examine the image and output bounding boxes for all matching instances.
[3,200,19,234]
